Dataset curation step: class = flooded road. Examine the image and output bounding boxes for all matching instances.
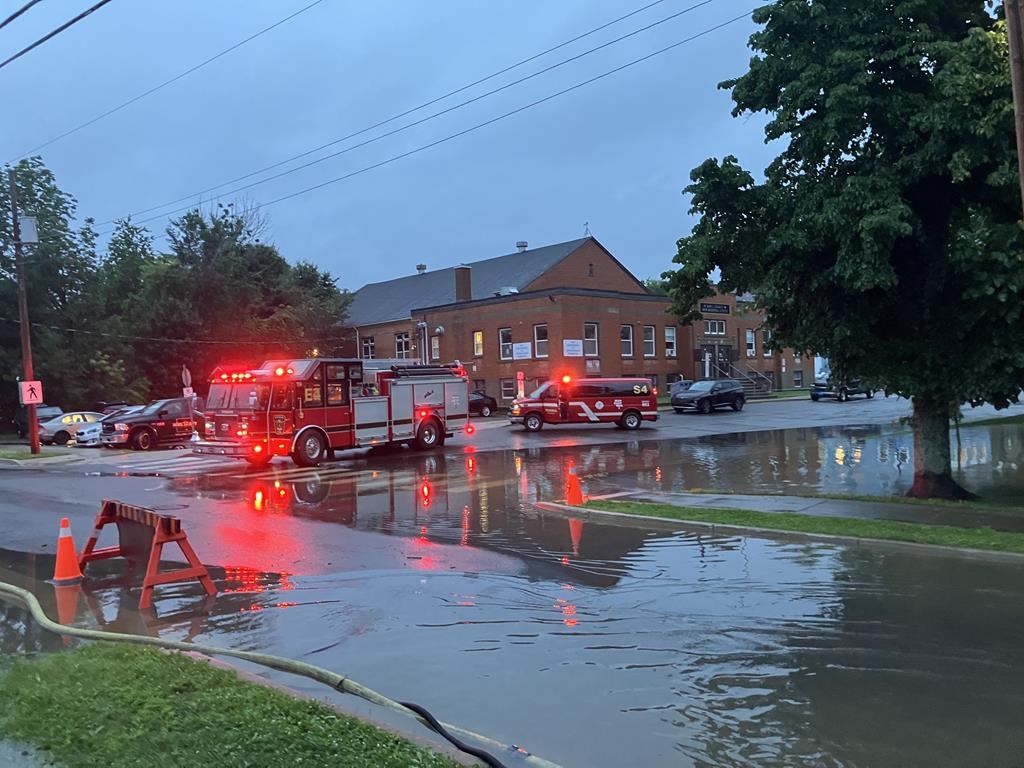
[2,422,1023,766]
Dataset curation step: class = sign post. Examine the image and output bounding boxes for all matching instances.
[9,170,40,454]
[181,365,197,440]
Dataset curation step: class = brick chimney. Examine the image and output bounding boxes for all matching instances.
[454,264,472,302]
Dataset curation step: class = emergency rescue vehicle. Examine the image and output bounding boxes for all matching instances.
[193,358,471,466]
[508,375,658,431]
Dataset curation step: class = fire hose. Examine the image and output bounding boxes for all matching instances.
[0,581,563,768]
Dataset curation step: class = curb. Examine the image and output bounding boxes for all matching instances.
[534,501,1024,563]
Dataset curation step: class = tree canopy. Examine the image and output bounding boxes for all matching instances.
[1,160,351,418]
[665,1,1023,497]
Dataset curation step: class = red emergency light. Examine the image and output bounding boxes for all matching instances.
[561,374,572,384]
[465,424,475,435]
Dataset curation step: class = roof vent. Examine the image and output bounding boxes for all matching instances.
[416,263,427,275]
[493,286,520,297]
[515,241,528,252]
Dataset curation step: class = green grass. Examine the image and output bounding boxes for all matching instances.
[674,487,1024,513]
[963,413,1024,428]
[0,448,50,461]
[0,644,458,768]
[586,500,1024,553]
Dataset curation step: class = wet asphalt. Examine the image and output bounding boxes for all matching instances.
[0,398,1023,766]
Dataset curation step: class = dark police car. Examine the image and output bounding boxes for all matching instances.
[101,396,204,450]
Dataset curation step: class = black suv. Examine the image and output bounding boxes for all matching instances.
[672,379,745,414]
[810,378,874,402]
[101,397,204,450]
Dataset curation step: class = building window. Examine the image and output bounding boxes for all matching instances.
[473,379,486,393]
[534,324,549,358]
[430,335,440,361]
[793,370,804,388]
[705,319,726,336]
[745,329,756,357]
[499,328,513,360]
[361,336,375,359]
[762,329,773,356]
[665,327,677,358]
[642,325,655,358]
[583,322,599,357]
[473,330,483,357]
[500,379,516,400]
[395,332,410,359]
[620,325,633,357]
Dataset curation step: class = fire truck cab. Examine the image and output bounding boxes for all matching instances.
[193,358,470,466]
[509,376,659,431]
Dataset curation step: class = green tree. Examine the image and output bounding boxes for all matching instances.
[665,2,1023,498]
[643,277,669,296]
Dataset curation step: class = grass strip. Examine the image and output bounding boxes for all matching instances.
[676,487,1024,513]
[0,644,458,768]
[963,412,1024,427]
[0,449,50,461]
[586,500,1024,553]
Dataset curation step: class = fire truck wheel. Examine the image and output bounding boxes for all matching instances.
[523,413,544,432]
[294,431,327,466]
[620,411,642,430]
[415,419,442,450]
[132,428,156,451]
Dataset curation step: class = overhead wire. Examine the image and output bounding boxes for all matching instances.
[103,0,690,225]
[108,9,753,232]
[7,0,326,161]
[98,0,718,229]
[0,0,43,32]
[0,0,113,72]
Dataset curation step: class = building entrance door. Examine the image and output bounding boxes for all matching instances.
[700,344,734,379]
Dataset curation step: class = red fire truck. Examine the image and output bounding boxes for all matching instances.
[193,359,471,466]
[509,375,658,431]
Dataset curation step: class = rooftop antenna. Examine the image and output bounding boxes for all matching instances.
[584,221,591,236]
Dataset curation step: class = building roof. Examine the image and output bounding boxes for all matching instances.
[347,238,591,327]
[411,286,671,315]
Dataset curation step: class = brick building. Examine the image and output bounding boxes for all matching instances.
[344,237,806,402]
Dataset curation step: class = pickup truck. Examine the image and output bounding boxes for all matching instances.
[810,378,875,402]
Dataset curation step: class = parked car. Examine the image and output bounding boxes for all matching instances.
[672,379,745,414]
[76,406,143,447]
[13,404,63,438]
[101,397,203,451]
[39,411,104,445]
[811,378,875,402]
[669,379,694,397]
[469,391,498,417]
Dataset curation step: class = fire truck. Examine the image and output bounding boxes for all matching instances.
[193,358,471,467]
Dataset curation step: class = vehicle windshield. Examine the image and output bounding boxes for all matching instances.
[206,383,272,410]
[140,399,170,415]
[688,380,715,392]
[528,382,554,399]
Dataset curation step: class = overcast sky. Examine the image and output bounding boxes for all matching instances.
[1,0,770,289]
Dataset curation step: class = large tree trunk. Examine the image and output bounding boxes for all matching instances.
[907,397,975,500]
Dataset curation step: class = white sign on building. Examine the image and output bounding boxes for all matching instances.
[512,342,532,360]
[562,339,583,357]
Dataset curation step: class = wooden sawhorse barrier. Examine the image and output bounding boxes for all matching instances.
[79,499,216,610]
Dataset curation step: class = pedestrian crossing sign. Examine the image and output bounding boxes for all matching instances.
[18,380,43,405]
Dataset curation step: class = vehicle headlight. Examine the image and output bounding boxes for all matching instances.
[206,420,215,434]
[511,405,521,415]
[114,423,129,432]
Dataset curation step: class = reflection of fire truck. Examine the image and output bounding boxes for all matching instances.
[193,358,470,467]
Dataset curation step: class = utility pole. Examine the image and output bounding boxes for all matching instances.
[8,168,39,455]
[1005,0,1024,218]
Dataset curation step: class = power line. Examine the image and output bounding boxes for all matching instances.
[117,10,752,231]
[98,0,697,226]
[8,0,325,161]
[0,0,113,72]
[0,0,43,32]
[0,316,349,346]
[98,0,720,230]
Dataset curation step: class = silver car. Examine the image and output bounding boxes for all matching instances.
[39,411,104,445]
[75,407,143,447]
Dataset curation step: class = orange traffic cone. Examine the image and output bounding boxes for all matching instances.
[565,465,584,506]
[568,517,584,557]
[51,517,83,586]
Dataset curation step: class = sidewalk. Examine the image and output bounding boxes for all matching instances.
[608,490,1024,533]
